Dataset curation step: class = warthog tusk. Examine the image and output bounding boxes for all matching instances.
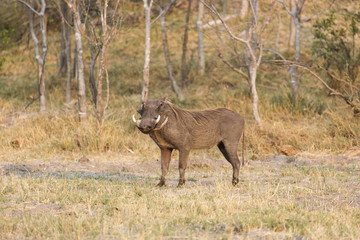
[155,115,161,124]
[132,114,141,127]
[154,117,168,130]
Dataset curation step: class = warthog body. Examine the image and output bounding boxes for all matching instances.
[133,98,245,187]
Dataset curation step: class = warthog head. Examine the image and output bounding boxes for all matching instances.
[132,98,169,134]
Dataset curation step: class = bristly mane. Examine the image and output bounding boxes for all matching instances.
[164,100,224,126]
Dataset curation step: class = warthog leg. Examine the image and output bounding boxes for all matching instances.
[217,141,241,186]
[157,148,173,187]
[177,149,190,187]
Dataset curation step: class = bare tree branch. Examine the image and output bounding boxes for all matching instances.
[278,0,294,17]
[17,0,41,15]
[317,65,360,91]
[217,53,249,82]
[199,0,248,44]
[268,60,345,97]
[151,0,176,25]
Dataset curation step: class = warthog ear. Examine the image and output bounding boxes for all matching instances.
[137,102,144,115]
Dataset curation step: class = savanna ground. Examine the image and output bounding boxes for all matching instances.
[1,0,360,239]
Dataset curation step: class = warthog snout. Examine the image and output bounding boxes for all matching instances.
[132,114,161,134]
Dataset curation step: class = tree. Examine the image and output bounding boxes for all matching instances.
[180,0,192,87]
[141,0,186,102]
[201,0,275,126]
[65,0,87,122]
[277,0,334,105]
[74,0,121,128]
[18,0,48,113]
[279,0,306,105]
[58,0,72,105]
[197,0,205,75]
[141,0,154,102]
[159,3,185,101]
[94,0,121,128]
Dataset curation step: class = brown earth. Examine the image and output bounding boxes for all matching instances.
[1,150,359,187]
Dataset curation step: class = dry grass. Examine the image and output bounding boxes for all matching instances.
[1,155,360,239]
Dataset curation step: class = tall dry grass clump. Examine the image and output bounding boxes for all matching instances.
[1,92,358,163]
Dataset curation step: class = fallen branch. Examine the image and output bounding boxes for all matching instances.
[22,95,40,112]
[202,14,237,29]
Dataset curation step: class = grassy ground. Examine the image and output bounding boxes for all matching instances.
[1,1,360,238]
[1,153,360,239]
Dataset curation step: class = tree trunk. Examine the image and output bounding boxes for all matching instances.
[83,16,99,106]
[59,11,66,75]
[249,64,261,126]
[246,0,262,126]
[26,0,47,113]
[160,13,185,101]
[58,0,72,105]
[240,0,248,19]
[288,0,295,49]
[96,45,106,127]
[88,44,99,106]
[95,0,109,128]
[289,16,300,105]
[73,4,87,122]
[142,0,153,102]
[65,31,71,105]
[197,0,205,75]
[73,40,78,79]
[180,0,192,88]
[275,10,281,50]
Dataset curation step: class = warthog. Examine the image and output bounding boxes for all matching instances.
[133,97,245,187]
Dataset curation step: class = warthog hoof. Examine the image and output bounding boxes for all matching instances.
[232,178,239,186]
[177,179,185,187]
[157,180,166,187]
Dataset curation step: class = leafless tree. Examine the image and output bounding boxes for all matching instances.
[141,0,154,102]
[180,0,192,87]
[201,0,275,126]
[18,0,48,113]
[159,4,185,101]
[65,0,87,122]
[279,0,306,105]
[58,0,72,105]
[75,0,121,127]
[278,0,334,105]
[94,0,121,128]
[197,0,205,75]
[141,0,179,102]
[83,21,100,107]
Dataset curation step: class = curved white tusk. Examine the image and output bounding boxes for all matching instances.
[132,114,141,127]
[155,115,161,124]
[154,117,168,130]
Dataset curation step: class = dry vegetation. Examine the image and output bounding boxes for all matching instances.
[0,0,360,239]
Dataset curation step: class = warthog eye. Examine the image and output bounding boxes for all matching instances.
[157,102,164,111]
